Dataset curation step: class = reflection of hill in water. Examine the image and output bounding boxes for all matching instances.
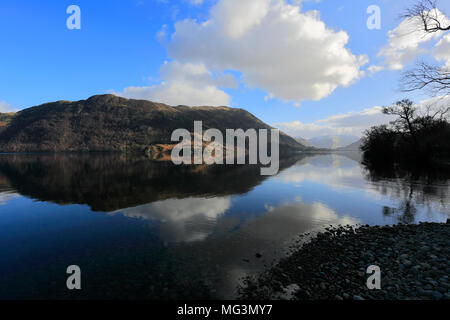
[0,152,448,299]
[0,153,303,212]
[332,151,362,164]
[303,152,361,168]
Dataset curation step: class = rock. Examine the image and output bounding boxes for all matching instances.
[428,280,438,287]
[418,289,433,297]
[436,287,447,294]
[279,284,300,300]
[239,222,450,301]
[420,263,431,269]
[432,291,443,300]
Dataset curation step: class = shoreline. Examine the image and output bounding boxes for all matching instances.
[239,221,450,300]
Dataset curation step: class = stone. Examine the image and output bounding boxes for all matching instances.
[432,291,443,300]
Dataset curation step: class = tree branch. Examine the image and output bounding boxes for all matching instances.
[403,0,450,33]
[401,61,450,95]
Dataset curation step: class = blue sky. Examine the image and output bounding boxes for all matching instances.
[1,0,449,138]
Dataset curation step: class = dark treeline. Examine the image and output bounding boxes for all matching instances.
[361,99,450,167]
[362,1,450,170]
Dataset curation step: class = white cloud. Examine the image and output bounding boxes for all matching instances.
[0,192,19,205]
[262,200,358,232]
[371,10,449,73]
[188,0,204,5]
[115,196,231,243]
[275,154,369,192]
[165,0,367,103]
[0,101,14,113]
[419,95,450,118]
[112,61,236,106]
[434,34,450,68]
[276,106,394,138]
[275,95,450,138]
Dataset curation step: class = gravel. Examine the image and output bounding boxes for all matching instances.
[239,220,450,300]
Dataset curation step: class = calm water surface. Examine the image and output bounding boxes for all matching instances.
[0,153,448,299]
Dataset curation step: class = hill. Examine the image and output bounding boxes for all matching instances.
[0,95,306,154]
[307,135,360,149]
[295,137,313,148]
[337,139,362,151]
[0,113,14,133]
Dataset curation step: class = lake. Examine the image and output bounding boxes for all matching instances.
[0,152,448,299]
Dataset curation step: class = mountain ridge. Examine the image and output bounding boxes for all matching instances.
[296,134,360,150]
[0,94,306,154]
[337,139,362,151]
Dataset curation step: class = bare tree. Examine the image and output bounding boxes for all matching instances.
[403,0,450,33]
[401,61,450,95]
[382,98,450,150]
[401,1,450,94]
[383,99,417,138]
[421,100,450,120]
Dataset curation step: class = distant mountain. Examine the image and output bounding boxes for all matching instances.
[337,138,362,151]
[295,137,313,148]
[304,135,360,149]
[0,94,306,154]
